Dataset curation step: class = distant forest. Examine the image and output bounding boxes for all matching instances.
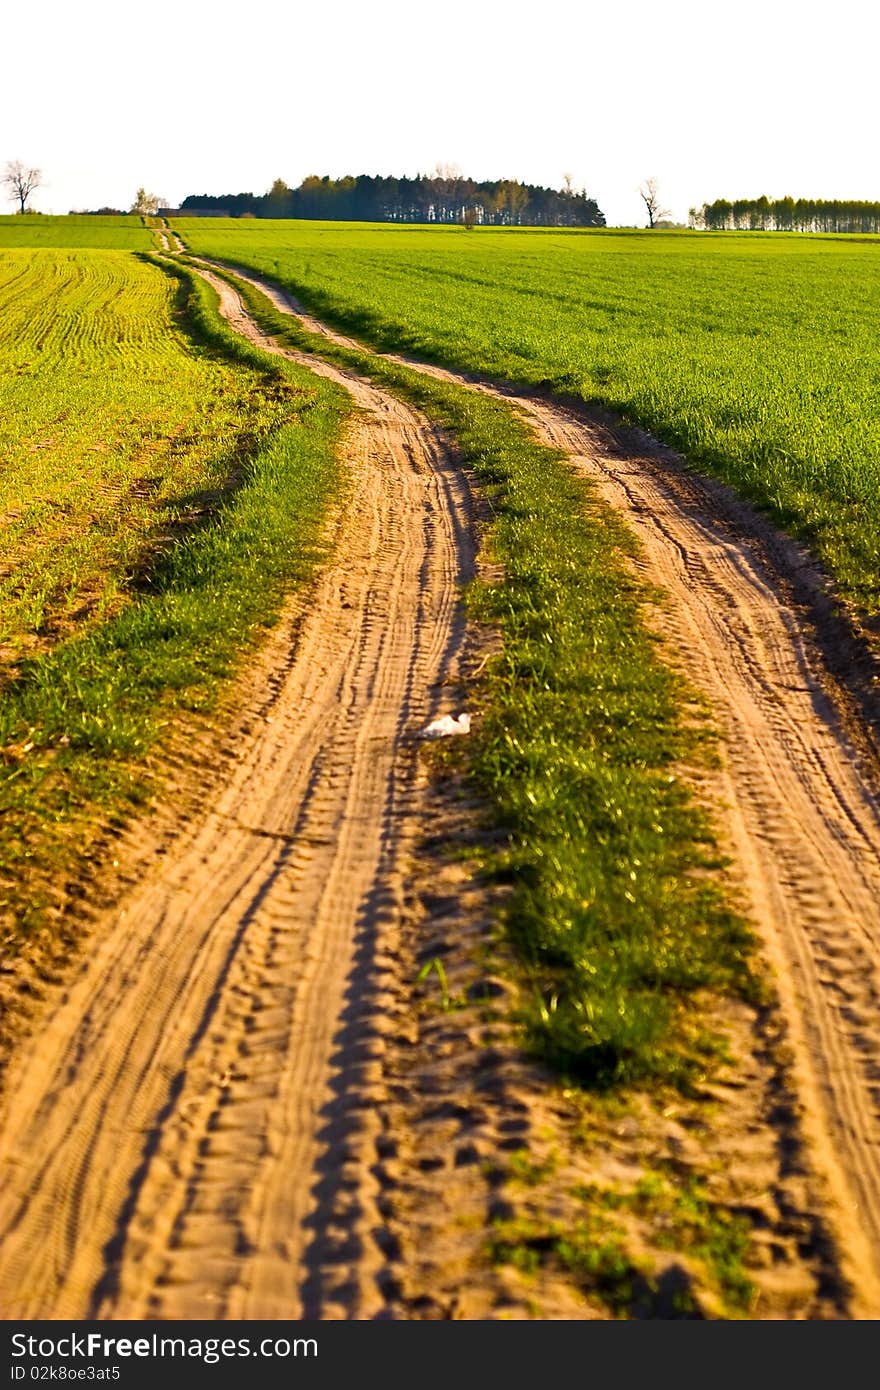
[179,173,606,227]
[691,197,880,233]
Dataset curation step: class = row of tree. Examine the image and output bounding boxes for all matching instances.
[690,197,880,233]
[180,170,606,227]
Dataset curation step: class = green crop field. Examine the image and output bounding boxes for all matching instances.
[0,248,267,671]
[176,220,880,612]
[0,214,153,250]
[0,238,347,939]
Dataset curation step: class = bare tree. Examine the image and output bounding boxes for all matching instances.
[638,176,670,229]
[4,160,42,214]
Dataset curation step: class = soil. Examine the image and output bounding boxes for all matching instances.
[2,253,880,1319]
[201,263,880,1314]
[0,275,478,1318]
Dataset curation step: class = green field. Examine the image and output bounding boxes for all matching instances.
[0,237,347,938]
[0,249,269,671]
[176,220,880,611]
[0,214,153,250]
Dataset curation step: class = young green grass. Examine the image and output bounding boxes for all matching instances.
[490,1167,754,1317]
[177,220,880,614]
[572,1170,755,1313]
[198,261,755,1092]
[0,214,153,251]
[0,252,349,942]
[0,249,284,677]
[488,1213,645,1316]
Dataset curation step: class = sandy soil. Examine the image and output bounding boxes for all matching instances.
[3,252,880,1319]
[517,400,880,1314]
[199,263,880,1315]
[0,276,477,1318]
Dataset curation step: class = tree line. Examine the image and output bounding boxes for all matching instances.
[180,171,605,227]
[690,197,880,233]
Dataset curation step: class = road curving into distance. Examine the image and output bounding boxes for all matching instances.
[2,243,880,1318]
[0,267,476,1318]
[196,259,880,1316]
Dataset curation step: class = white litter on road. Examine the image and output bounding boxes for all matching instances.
[419,712,471,739]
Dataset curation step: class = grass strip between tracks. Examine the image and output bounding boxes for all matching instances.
[201,260,758,1092]
[0,258,349,944]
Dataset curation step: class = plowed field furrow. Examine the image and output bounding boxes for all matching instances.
[0,274,475,1319]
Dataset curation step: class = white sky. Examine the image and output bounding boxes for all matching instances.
[2,0,876,226]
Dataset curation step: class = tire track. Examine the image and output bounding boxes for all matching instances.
[196,262,880,1314]
[504,400,880,1310]
[0,273,475,1318]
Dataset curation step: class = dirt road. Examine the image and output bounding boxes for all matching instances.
[200,263,880,1314]
[4,252,880,1318]
[0,276,476,1318]
[519,400,880,1312]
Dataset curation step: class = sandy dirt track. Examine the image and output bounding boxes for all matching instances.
[4,250,880,1318]
[519,401,880,1313]
[205,264,880,1313]
[0,276,475,1317]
